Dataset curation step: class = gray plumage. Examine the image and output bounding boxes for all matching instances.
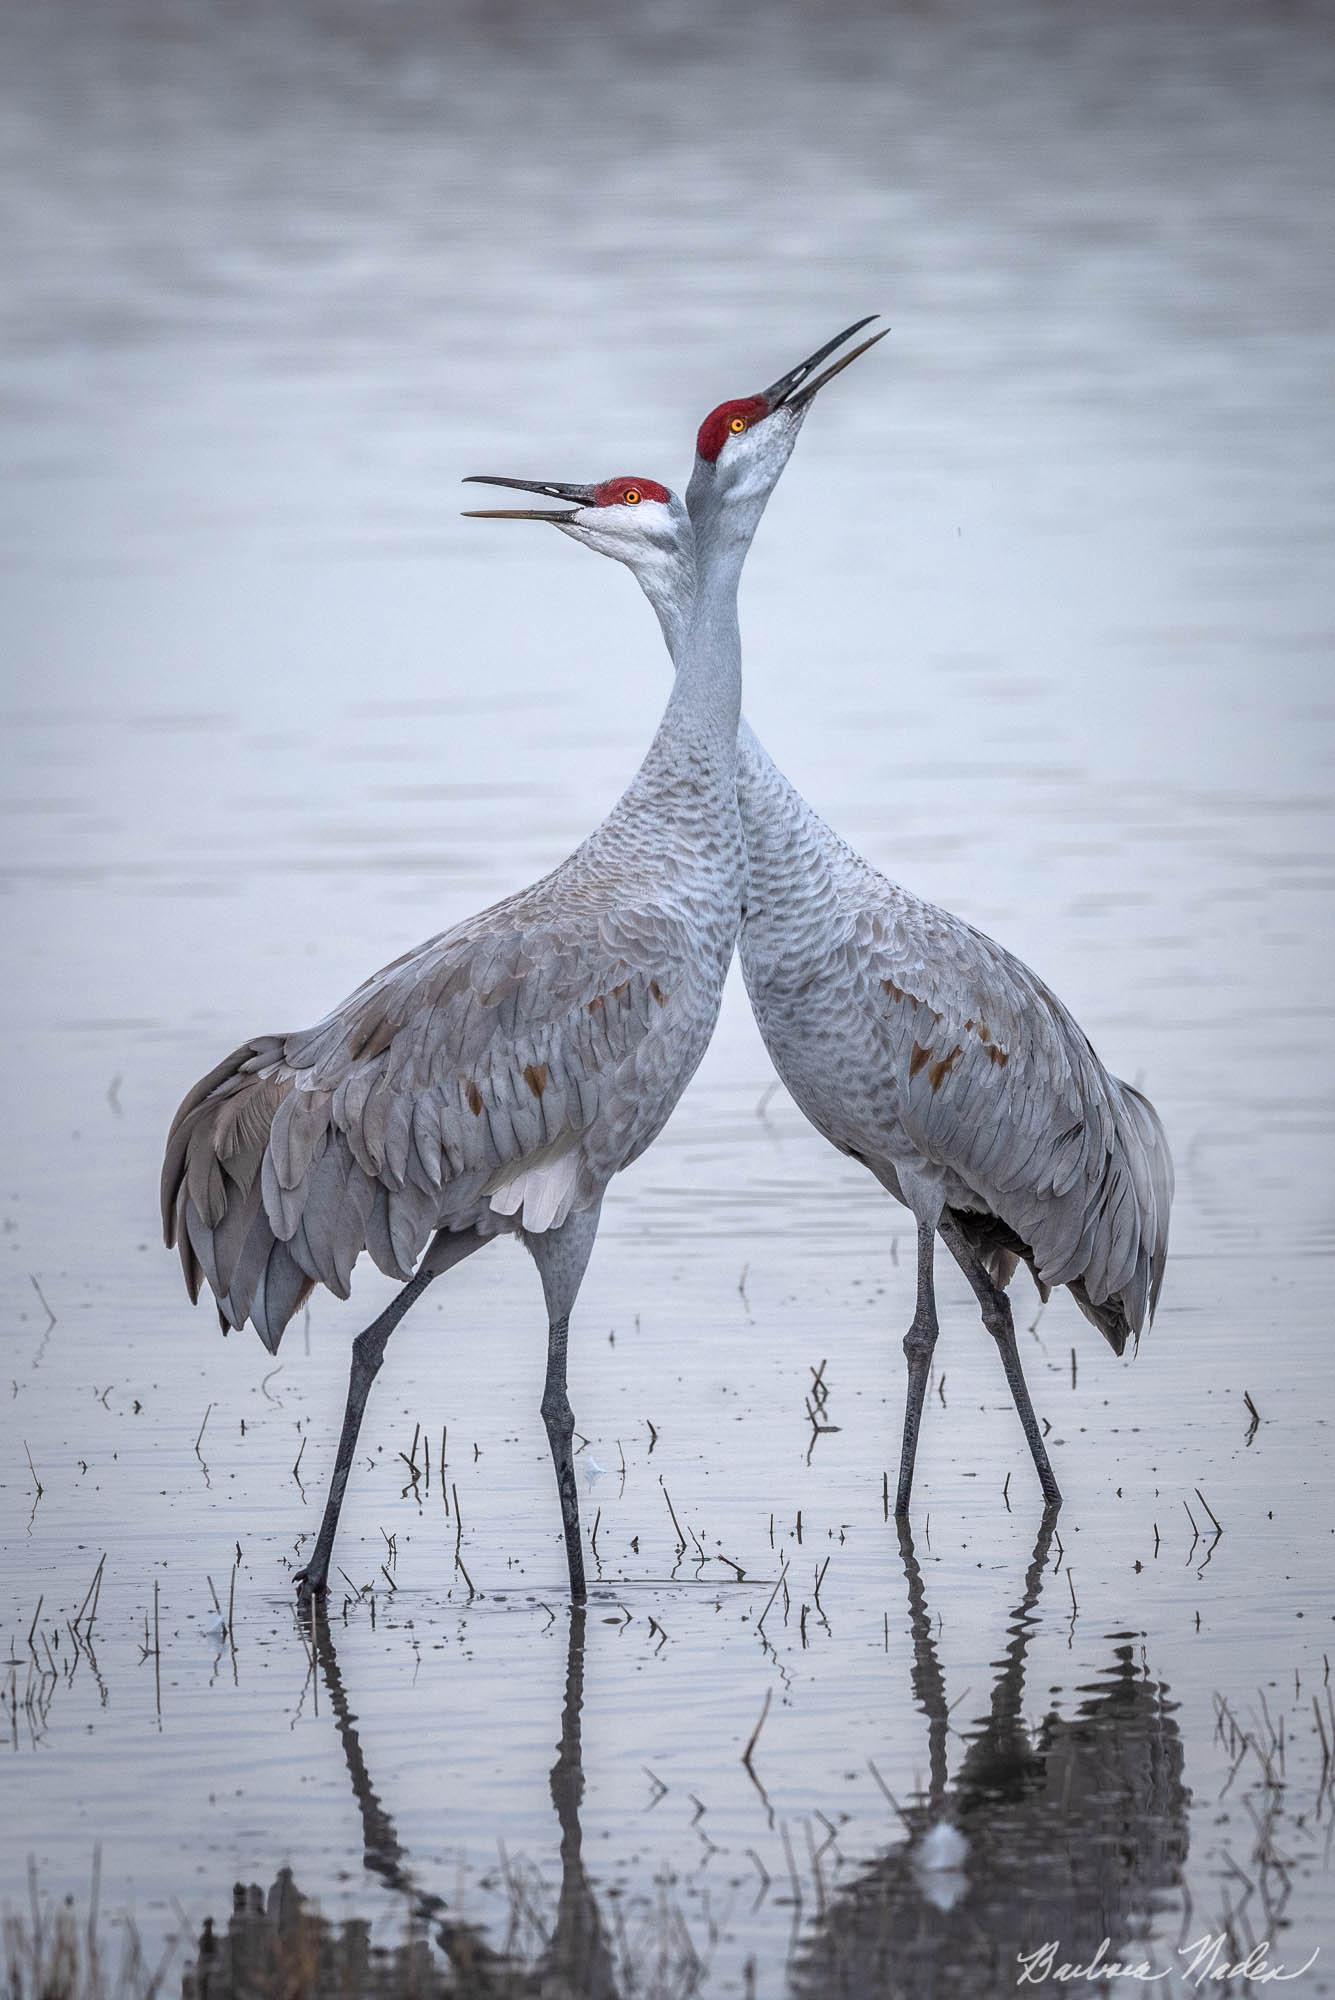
[162,787,735,1352]
[732,726,1171,1354]
[162,480,742,1600]
[648,317,1170,1506]
[163,490,740,1358]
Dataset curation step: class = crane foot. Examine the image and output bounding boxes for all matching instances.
[293,1564,328,1604]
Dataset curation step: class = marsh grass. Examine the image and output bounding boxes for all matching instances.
[4,1863,176,2000]
[7,1865,705,2000]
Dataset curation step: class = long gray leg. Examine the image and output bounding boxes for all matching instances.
[526,1203,603,1603]
[295,1228,488,1601]
[938,1214,1062,1506]
[894,1219,940,1516]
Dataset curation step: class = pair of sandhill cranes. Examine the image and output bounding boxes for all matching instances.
[162,319,1171,1602]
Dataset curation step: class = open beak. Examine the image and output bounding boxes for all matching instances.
[462,476,597,521]
[764,316,889,413]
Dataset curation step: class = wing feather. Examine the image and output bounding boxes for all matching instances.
[862,896,1172,1342]
[161,896,703,1350]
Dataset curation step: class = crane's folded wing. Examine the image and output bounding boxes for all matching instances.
[856,897,1171,1332]
[161,904,699,1349]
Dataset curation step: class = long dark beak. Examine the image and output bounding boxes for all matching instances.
[462,475,596,521]
[764,317,889,412]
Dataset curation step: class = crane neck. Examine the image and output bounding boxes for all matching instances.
[642,475,777,773]
[653,529,743,766]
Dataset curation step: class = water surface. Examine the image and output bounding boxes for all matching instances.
[3,1,1334,1993]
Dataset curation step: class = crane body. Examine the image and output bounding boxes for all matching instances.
[687,339,1172,1509]
[161,311,1171,1599]
[163,477,745,1600]
[726,723,1171,1509]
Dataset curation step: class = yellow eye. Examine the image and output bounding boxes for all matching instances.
[729,416,748,434]
[623,488,641,504]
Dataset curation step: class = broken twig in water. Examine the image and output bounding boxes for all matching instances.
[74,1555,107,1636]
[757,1558,789,1635]
[452,1481,475,1597]
[660,1479,687,1553]
[742,1687,772,1770]
[867,1758,913,1830]
[29,1276,57,1330]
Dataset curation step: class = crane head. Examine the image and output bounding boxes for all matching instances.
[688,316,887,522]
[463,475,694,592]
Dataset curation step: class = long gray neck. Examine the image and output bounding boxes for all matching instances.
[646,484,760,764]
[659,532,751,756]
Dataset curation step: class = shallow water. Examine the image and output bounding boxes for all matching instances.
[3,0,1334,1994]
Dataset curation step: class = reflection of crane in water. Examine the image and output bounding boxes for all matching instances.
[185,1608,618,1999]
[790,1515,1190,1998]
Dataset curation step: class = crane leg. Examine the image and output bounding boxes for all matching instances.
[540,1313,586,1602]
[295,1228,487,1602]
[938,1215,1062,1506]
[527,1203,603,1604]
[895,1220,940,1515]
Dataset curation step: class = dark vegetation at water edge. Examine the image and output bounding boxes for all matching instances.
[6,1865,703,2000]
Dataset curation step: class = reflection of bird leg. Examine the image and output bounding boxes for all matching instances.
[950,1506,1058,1808]
[896,1508,1058,1818]
[896,1520,950,1808]
[790,1509,1189,1998]
[541,1606,620,2000]
[549,1606,588,1867]
[984,1505,1058,1739]
[311,1603,618,1996]
[308,1604,498,1983]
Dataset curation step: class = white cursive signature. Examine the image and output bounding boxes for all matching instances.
[1016,1936,1320,1988]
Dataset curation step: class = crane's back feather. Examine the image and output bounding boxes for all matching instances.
[163,752,744,1351]
[736,736,1172,1351]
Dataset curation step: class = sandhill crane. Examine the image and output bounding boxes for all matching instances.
[163,474,745,1603]
[702,333,1172,1509]
[683,341,1172,1510]
[476,320,1172,1513]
